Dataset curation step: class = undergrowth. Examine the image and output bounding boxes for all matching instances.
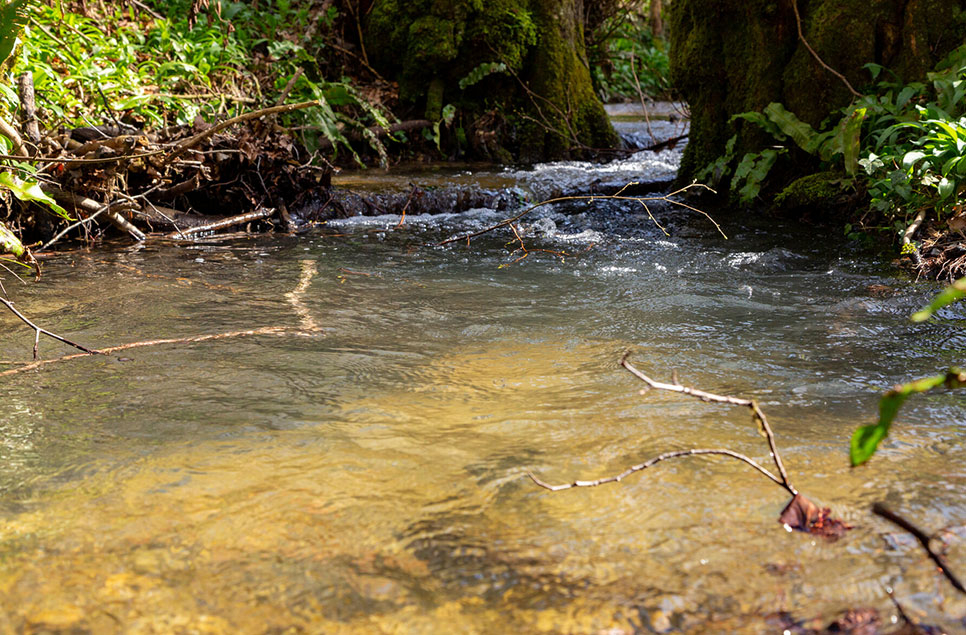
[590,6,671,103]
[2,0,393,162]
[702,44,966,250]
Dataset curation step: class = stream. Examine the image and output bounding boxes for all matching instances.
[0,111,964,633]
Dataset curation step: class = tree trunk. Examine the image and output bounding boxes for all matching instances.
[650,0,663,39]
[363,0,618,163]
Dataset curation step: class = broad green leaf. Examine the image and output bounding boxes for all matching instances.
[896,85,919,110]
[736,149,779,203]
[0,219,24,257]
[850,369,966,466]
[0,172,72,220]
[930,118,961,142]
[911,277,966,322]
[901,150,926,170]
[730,111,785,140]
[731,152,758,188]
[763,102,820,152]
[937,176,955,199]
[0,0,27,65]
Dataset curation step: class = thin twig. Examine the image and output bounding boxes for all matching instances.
[873,503,965,594]
[0,149,166,165]
[38,205,110,251]
[791,0,860,97]
[902,208,926,269]
[628,52,656,142]
[437,183,722,247]
[0,327,307,377]
[620,353,796,495]
[527,448,786,491]
[275,68,305,106]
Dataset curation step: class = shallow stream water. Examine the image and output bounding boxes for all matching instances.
[0,125,964,633]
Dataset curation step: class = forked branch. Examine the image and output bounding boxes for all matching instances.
[0,297,101,360]
[528,353,797,497]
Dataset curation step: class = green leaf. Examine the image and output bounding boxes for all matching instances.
[896,85,919,110]
[763,102,820,153]
[851,369,966,466]
[0,219,25,258]
[458,62,507,90]
[734,149,780,203]
[0,0,27,65]
[901,150,926,170]
[911,277,966,322]
[730,111,785,140]
[0,172,73,220]
[937,176,955,199]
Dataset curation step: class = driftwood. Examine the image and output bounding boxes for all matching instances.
[0,98,340,248]
[166,207,275,238]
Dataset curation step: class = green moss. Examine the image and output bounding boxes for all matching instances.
[774,171,847,212]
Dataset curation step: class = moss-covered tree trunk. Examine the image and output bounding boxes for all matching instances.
[669,0,966,182]
[363,0,618,162]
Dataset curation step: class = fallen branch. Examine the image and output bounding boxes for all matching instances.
[0,327,304,377]
[528,448,785,491]
[0,114,27,158]
[873,503,965,594]
[527,354,849,537]
[901,208,926,269]
[18,73,41,149]
[0,149,166,165]
[0,297,101,360]
[44,188,146,241]
[166,207,275,238]
[0,260,322,377]
[437,182,722,247]
[620,353,795,494]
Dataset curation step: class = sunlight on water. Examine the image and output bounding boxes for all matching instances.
[0,154,964,632]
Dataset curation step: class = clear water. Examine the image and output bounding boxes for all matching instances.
[0,151,964,633]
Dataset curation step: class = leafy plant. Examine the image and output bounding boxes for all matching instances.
[704,44,966,225]
[851,277,966,465]
[912,276,966,322]
[590,10,671,102]
[850,368,966,466]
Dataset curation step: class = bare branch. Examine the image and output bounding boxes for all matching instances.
[0,297,101,358]
[790,0,860,98]
[620,353,796,495]
[528,448,786,491]
[436,183,723,247]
